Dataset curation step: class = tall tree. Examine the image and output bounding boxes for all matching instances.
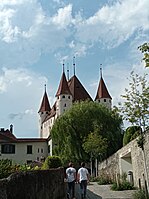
[119,72,149,131]
[138,43,149,67]
[51,101,123,164]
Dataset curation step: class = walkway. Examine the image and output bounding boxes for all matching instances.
[75,182,136,199]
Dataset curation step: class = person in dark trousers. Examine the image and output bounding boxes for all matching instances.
[77,162,89,199]
[66,162,76,199]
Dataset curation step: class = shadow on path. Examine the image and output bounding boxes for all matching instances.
[75,183,102,199]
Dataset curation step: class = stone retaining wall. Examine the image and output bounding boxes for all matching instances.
[0,168,66,199]
[98,131,149,188]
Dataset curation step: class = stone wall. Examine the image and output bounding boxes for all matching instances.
[98,131,149,188]
[0,168,66,199]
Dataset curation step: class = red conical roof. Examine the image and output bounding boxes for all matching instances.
[55,72,71,97]
[68,75,92,102]
[38,90,51,113]
[95,76,112,100]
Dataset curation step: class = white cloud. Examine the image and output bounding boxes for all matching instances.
[0,67,48,137]
[52,4,73,28]
[0,1,72,67]
[75,0,149,48]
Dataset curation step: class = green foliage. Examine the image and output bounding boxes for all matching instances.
[51,101,123,163]
[119,72,149,132]
[111,172,134,191]
[97,175,113,185]
[83,130,108,158]
[123,126,141,146]
[17,164,32,171]
[111,180,134,191]
[133,189,147,199]
[90,174,113,185]
[0,159,13,179]
[42,156,62,169]
[137,134,145,150]
[138,43,149,68]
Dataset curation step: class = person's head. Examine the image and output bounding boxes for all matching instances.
[69,162,73,167]
[81,162,85,167]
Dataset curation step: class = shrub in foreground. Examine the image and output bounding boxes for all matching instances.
[42,156,62,169]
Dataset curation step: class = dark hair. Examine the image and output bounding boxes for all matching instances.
[81,162,85,167]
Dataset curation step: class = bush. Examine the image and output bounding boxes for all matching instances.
[90,173,113,185]
[0,159,13,179]
[42,156,62,169]
[111,172,134,191]
[133,189,147,199]
[111,181,134,191]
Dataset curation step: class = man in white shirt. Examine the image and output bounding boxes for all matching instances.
[77,162,89,199]
[66,162,76,199]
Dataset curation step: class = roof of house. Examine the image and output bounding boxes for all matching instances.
[95,76,112,100]
[0,129,18,142]
[68,75,92,102]
[0,129,47,143]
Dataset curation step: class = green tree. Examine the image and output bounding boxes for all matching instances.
[138,43,149,67]
[83,131,108,159]
[123,126,141,146]
[119,72,149,131]
[51,101,123,164]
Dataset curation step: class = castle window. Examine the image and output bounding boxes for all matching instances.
[98,99,100,102]
[62,95,65,98]
[57,96,59,99]
[41,148,44,153]
[109,100,111,102]
[46,112,48,114]
[104,99,106,102]
[64,103,67,107]
[38,148,39,153]
[68,96,70,99]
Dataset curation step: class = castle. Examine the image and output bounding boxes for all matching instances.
[38,63,112,155]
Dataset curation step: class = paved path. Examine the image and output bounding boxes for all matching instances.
[75,182,136,199]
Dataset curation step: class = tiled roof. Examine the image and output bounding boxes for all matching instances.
[95,76,112,100]
[55,72,71,96]
[68,75,92,102]
[0,129,47,143]
[38,90,51,113]
[0,129,17,142]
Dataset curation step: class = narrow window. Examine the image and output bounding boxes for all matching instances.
[104,99,106,102]
[27,145,32,154]
[64,103,67,107]
[48,145,50,153]
[68,96,70,99]
[62,95,65,98]
[41,148,43,153]
[38,148,39,153]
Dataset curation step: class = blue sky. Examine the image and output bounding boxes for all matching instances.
[0,0,148,138]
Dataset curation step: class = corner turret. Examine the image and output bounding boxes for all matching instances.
[95,66,112,109]
[38,84,51,137]
[55,64,72,116]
